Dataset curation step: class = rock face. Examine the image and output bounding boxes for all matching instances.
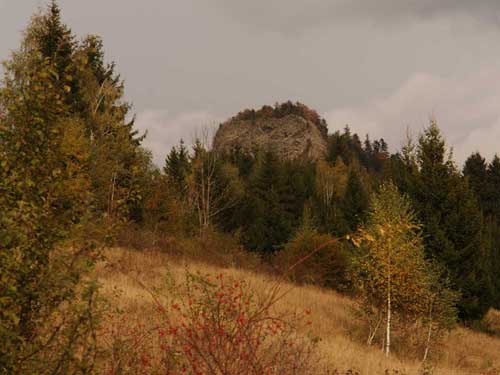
[213,104,328,161]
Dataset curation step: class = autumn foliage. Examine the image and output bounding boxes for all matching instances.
[102,271,319,375]
[232,101,328,137]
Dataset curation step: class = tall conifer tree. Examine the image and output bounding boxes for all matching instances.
[411,121,492,320]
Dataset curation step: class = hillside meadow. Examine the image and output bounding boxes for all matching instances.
[94,247,500,375]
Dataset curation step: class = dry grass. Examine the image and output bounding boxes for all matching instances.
[94,248,500,375]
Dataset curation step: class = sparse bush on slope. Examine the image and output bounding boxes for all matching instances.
[102,270,320,375]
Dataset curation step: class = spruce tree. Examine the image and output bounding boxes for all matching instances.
[242,152,304,252]
[76,30,146,223]
[486,156,500,307]
[165,140,191,195]
[342,170,369,233]
[412,121,492,320]
[486,155,500,219]
[463,152,488,209]
[35,1,80,111]
[243,152,286,252]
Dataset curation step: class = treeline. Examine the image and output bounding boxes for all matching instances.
[159,120,500,322]
[1,2,500,372]
[145,116,500,355]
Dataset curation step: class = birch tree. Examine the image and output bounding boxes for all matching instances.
[315,159,348,210]
[313,159,348,234]
[352,182,432,356]
[188,132,243,231]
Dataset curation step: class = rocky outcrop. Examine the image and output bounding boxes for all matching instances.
[213,103,328,161]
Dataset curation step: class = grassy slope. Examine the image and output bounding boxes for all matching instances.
[95,248,500,375]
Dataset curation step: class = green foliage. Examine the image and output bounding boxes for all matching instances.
[164,139,191,195]
[311,159,350,235]
[351,182,457,357]
[410,121,492,320]
[242,152,293,251]
[76,34,146,225]
[154,120,500,322]
[233,100,328,137]
[342,169,369,232]
[463,152,488,207]
[353,183,432,320]
[276,214,352,292]
[327,126,389,172]
[240,152,314,252]
[0,4,102,372]
[463,153,500,309]
[486,156,500,219]
[36,0,80,110]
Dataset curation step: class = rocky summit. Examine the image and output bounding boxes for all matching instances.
[213,102,328,161]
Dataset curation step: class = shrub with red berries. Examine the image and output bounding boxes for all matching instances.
[103,271,320,374]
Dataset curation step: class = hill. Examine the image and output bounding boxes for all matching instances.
[213,101,329,160]
[95,247,500,375]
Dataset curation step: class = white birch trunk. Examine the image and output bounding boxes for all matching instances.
[386,260,391,357]
[367,313,383,346]
[423,300,434,363]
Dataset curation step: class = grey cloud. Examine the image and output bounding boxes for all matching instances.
[2,0,500,166]
[134,110,221,166]
[214,0,500,34]
[325,67,500,164]
[137,65,500,167]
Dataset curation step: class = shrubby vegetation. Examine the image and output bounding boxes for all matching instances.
[103,270,320,375]
[1,1,500,373]
[0,2,145,373]
[231,101,328,137]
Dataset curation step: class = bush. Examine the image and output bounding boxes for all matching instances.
[472,309,500,336]
[485,309,500,336]
[275,224,352,292]
[116,225,263,271]
[0,245,104,375]
[103,271,320,374]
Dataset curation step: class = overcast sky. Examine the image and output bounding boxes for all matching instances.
[1,1,500,165]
